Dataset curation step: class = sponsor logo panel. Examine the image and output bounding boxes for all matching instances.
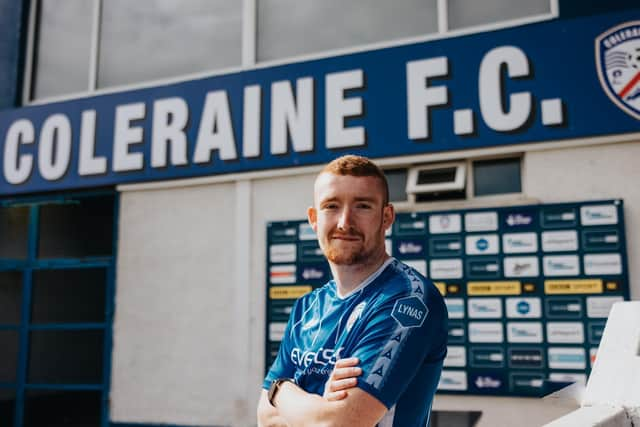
[584,253,623,275]
[467,281,522,296]
[298,223,317,240]
[582,229,620,251]
[394,239,426,257]
[503,232,538,254]
[448,322,466,344]
[466,258,500,279]
[469,347,504,368]
[299,264,329,282]
[430,259,463,279]
[543,255,580,276]
[429,236,463,257]
[403,259,427,277]
[270,264,297,284]
[429,214,462,234]
[468,322,504,343]
[541,207,577,228]
[505,297,542,318]
[580,204,618,226]
[299,241,325,262]
[445,298,465,319]
[470,372,506,392]
[502,209,536,229]
[586,296,623,318]
[269,285,312,300]
[394,214,427,236]
[504,256,539,278]
[508,348,544,369]
[588,321,606,344]
[444,346,467,367]
[270,243,297,263]
[468,298,502,319]
[269,224,297,242]
[507,322,543,343]
[438,370,467,391]
[546,322,585,344]
[590,348,598,368]
[544,279,603,295]
[542,230,578,252]
[549,373,587,386]
[466,234,500,255]
[465,211,498,232]
[510,372,545,393]
[548,347,586,370]
[545,297,583,319]
[269,322,287,341]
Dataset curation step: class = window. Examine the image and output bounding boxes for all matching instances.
[0,192,116,427]
[473,157,522,196]
[447,0,551,31]
[384,169,409,203]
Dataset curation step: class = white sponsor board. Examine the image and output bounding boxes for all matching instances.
[580,204,618,226]
[269,244,297,262]
[543,255,580,276]
[438,370,467,391]
[444,346,467,367]
[584,253,622,275]
[403,259,427,277]
[586,296,623,318]
[270,264,297,284]
[505,297,542,318]
[429,214,462,234]
[546,322,585,344]
[468,298,502,319]
[506,322,543,343]
[269,322,287,341]
[542,230,578,252]
[469,322,504,343]
[549,373,587,386]
[466,234,500,255]
[430,259,463,279]
[445,298,465,319]
[504,256,539,277]
[548,347,586,370]
[298,223,317,240]
[465,211,498,232]
[502,232,538,253]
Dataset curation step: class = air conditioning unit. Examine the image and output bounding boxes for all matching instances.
[406,162,466,201]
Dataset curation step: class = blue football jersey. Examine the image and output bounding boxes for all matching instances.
[264,258,448,427]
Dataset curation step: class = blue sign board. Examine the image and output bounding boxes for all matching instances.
[1,11,639,195]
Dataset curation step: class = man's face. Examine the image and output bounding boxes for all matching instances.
[308,173,394,266]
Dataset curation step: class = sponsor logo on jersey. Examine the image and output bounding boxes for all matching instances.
[429,214,462,234]
[546,322,585,344]
[438,370,467,391]
[543,255,580,276]
[291,347,344,370]
[469,322,503,343]
[542,230,578,252]
[504,256,539,277]
[595,22,640,120]
[444,346,467,367]
[506,297,542,318]
[430,259,463,279]
[269,243,297,262]
[580,204,619,226]
[392,296,428,328]
[508,348,544,369]
[445,298,465,319]
[548,347,586,370]
[586,296,623,318]
[503,232,538,253]
[298,223,317,240]
[466,234,499,255]
[468,298,502,318]
[584,253,622,275]
[506,322,543,343]
[345,302,366,332]
[465,212,498,232]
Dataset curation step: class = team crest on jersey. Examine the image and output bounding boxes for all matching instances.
[346,302,366,332]
[595,21,640,120]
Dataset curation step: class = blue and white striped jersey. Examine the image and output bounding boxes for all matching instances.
[264,258,448,427]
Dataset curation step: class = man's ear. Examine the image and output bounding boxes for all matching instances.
[383,203,395,230]
[307,206,318,231]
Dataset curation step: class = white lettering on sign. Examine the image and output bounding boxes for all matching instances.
[4,119,35,184]
[152,97,189,168]
[270,77,314,155]
[194,91,237,163]
[326,69,365,148]
[243,85,262,158]
[78,110,107,176]
[479,46,532,132]
[407,57,449,140]
[113,102,146,172]
[38,114,72,181]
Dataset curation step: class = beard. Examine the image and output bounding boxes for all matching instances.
[322,226,384,266]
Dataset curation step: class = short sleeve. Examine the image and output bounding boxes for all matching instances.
[262,300,299,390]
[347,294,447,409]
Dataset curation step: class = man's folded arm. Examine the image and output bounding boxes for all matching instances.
[272,380,387,427]
[258,390,289,427]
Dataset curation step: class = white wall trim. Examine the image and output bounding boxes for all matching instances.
[21,0,38,104]
[242,0,257,67]
[117,132,640,193]
[87,0,102,92]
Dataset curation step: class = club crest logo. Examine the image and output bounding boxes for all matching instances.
[595,21,640,120]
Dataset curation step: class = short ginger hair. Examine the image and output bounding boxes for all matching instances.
[320,155,389,205]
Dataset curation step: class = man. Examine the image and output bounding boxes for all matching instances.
[257,155,448,427]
